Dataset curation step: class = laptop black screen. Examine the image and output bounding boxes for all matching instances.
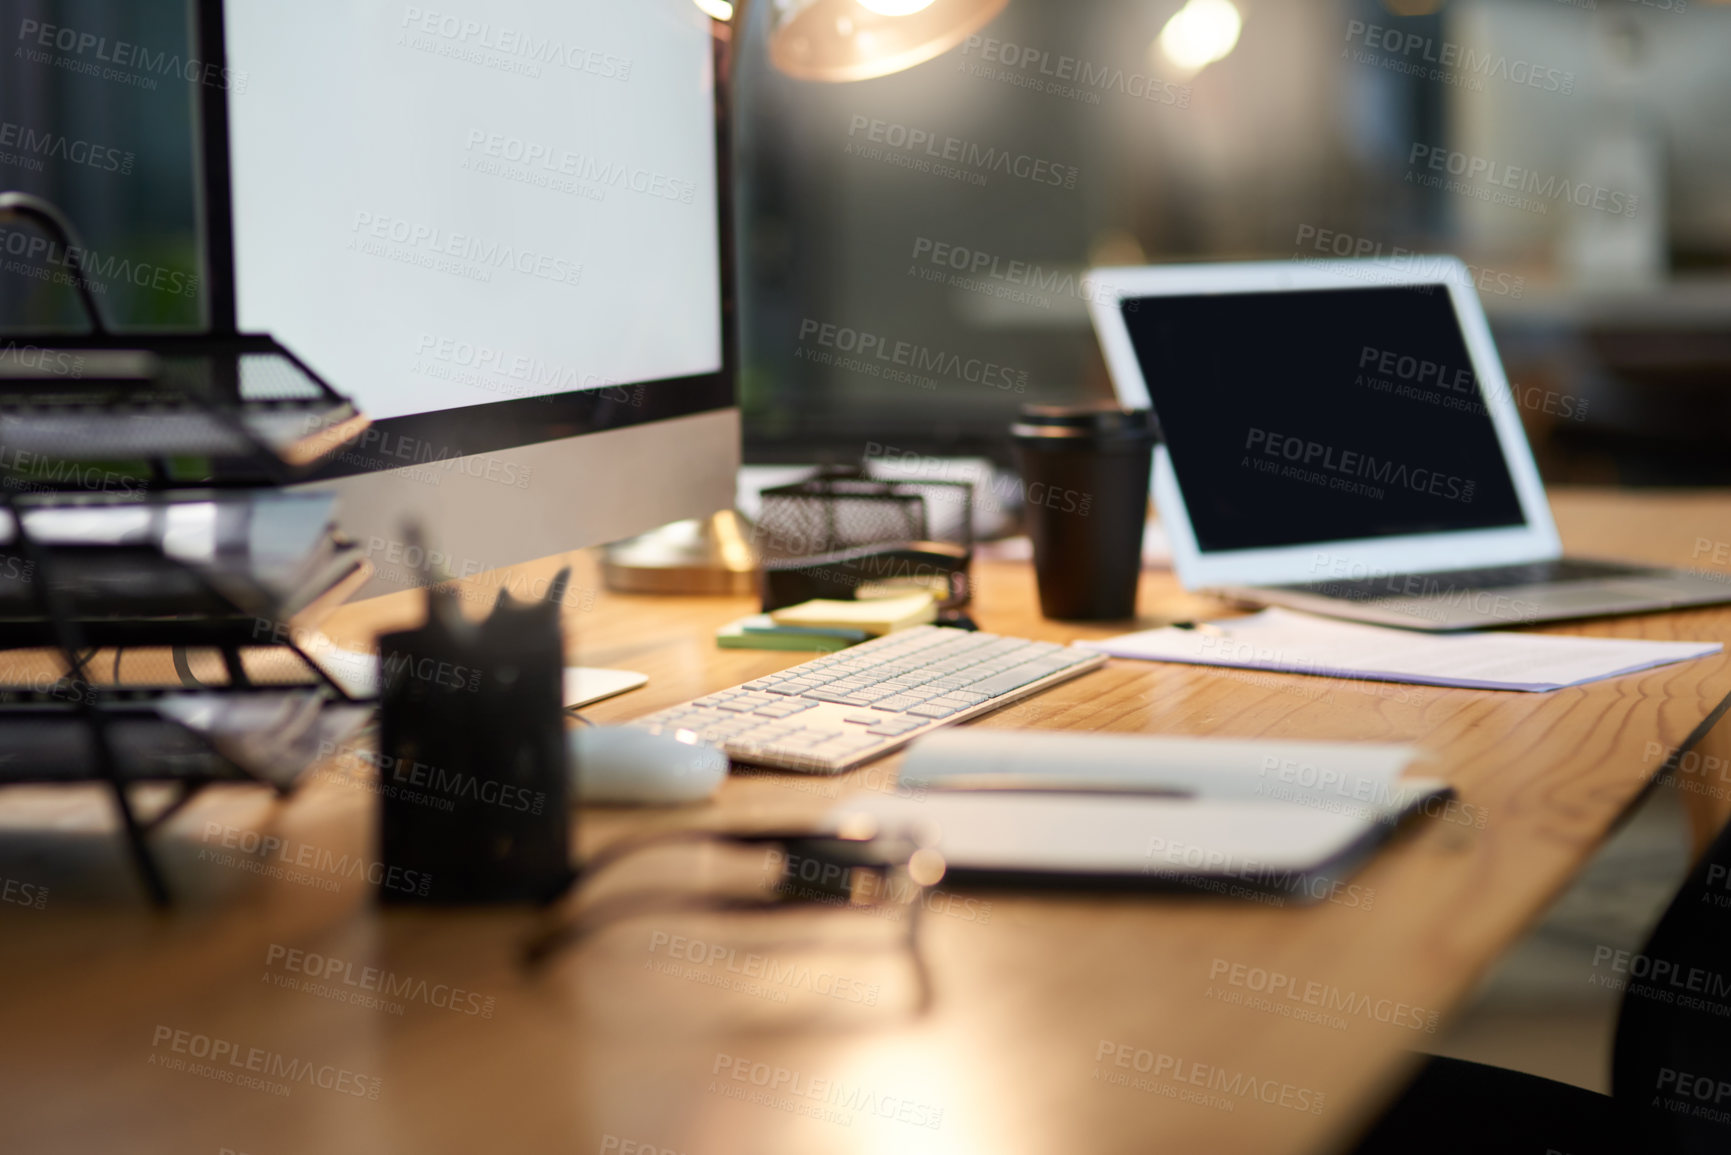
[1119,285,1530,553]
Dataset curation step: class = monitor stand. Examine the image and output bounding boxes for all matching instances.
[562,667,648,709]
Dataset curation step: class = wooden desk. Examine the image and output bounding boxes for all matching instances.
[3,489,1730,1155]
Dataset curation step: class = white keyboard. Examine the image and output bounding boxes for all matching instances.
[630,626,1107,774]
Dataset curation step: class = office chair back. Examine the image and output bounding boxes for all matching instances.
[1611,805,1731,1153]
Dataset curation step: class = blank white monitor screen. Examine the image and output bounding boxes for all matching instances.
[224,0,721,420]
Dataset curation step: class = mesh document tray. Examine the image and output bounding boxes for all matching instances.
[756,476,973,560]
[755,475,974,609]
[0,688,371,790]
[0,334,368,482]
[0,319,369,901]
[0,489,365,641]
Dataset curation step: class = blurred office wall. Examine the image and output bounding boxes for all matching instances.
[0,0,202,331]
[737,0,1731,483]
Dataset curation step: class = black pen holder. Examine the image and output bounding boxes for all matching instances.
[375,585,571,904]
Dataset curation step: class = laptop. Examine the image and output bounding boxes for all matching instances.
[1086,258,1731,631]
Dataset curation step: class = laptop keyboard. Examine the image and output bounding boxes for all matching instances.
[1280,558,1661,603]
[629,626,1106,774]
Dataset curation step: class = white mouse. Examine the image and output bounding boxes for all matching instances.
[569,725,729,805]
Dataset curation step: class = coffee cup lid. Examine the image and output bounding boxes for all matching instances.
[1011,404,1157,443]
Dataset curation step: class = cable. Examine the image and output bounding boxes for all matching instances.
[0,192,108,333]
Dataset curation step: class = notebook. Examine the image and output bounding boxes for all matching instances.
[826,730,1454,897]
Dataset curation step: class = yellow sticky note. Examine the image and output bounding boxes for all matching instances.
[768,592,938,636]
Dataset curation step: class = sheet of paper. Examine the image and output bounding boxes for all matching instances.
[1077,607,1721,692]
[899,729,1432,815]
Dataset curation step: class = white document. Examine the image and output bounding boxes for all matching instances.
[827,730,1451,887]
[1077,608,1721,692]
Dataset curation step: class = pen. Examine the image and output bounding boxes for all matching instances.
[918,779,1192,798]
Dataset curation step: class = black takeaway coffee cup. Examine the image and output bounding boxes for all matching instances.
[1010,405,1157,621]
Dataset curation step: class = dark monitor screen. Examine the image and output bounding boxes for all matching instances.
[1118,286,1528,554]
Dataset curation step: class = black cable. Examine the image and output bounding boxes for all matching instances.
[521,825,937,1016]
[0,192,107,333]
[64,646,98,681]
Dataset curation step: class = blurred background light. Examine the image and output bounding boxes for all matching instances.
[1157,0,1243,75]
[693,0,737,21]
[858,0,941,16]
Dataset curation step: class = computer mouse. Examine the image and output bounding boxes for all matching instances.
[568,725,729,805]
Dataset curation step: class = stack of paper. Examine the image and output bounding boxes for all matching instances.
[716,614,861,653]
[1076,608,1721,692]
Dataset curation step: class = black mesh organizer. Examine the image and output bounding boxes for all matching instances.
[0,194,375,904]
[754,469,974,613]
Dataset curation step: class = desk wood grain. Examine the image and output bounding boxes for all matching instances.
[2,488,1729,1155]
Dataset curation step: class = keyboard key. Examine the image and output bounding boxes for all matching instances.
[752,700,816,719]
[908,702,963,718]
[843,713,880,725]
[847,687,898,703]
[714,696,776,712]
[867,718,925,736]
[704,717,759,732]
[966,661,1065,696]
[872,696,924,712]
[805,690,860,704]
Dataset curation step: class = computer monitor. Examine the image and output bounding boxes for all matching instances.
[198,0,738,597]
